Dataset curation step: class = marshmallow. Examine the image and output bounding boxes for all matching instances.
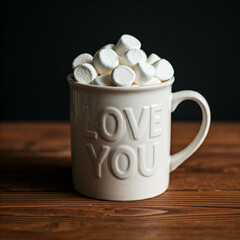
[134,62,156,85]
[94,44,115,57]
[147,53,161,65]
[120,49,147,67]
[93,74,113,86]
[74,63,98,84]
[112,65,136,87]
[72,53,93,69]
[114,34,141,56]
[93,49,119,74]
[153,59,174,81]
[148,77,161,85]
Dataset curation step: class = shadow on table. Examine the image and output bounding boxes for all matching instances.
[0,151,74,192]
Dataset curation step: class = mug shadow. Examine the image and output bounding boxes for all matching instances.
[0,151,74,192]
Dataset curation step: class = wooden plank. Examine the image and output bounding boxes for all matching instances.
[0,122,70,152]
[0,122,240,152]
[171,121,240,146]
[0,191,239,240]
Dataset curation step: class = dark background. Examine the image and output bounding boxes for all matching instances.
[1,0,239,121]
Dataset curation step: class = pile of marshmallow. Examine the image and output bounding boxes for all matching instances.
[72,34,174,87]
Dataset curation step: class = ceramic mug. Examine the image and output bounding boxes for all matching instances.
[67,74,210,201]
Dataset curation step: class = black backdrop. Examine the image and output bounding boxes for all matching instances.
[1,0,239,120]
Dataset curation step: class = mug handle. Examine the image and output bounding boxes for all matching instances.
[170,90,211,172]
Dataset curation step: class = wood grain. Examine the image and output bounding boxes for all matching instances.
[0,122,239,240]
[0,191,240,240]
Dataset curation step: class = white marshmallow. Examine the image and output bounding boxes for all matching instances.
[114,34,141,56]
[120,49,147,67]
[111,65,136,87]
[72,53,93,69]
[74,63,98,84]
[153,59,174,81]
[93,49,119,74]
[94,44,115,57]
[134,62,156,85]
[147,53,161,65]
[147,77,161,85]
[92,74,113,86]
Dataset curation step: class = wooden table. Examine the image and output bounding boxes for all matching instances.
[0,122,239,240]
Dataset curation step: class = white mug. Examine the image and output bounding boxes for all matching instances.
[67,74,210,201]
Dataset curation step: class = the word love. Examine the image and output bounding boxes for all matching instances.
[81,103,162,141]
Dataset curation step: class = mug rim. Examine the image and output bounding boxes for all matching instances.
[67,73,175,92]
